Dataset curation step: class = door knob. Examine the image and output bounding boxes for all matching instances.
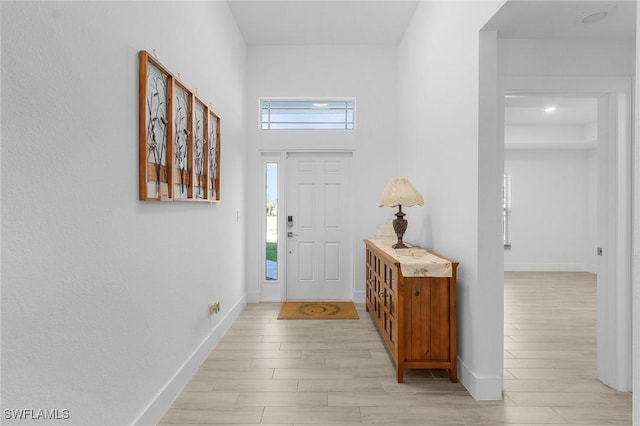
[288,232,299,238]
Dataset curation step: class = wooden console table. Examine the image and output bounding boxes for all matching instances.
[364,238,458,383]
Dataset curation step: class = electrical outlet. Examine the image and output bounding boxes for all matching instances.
[208,301,221,316]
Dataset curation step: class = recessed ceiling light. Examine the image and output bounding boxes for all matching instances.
[544,106,557,113]
[581,10,609,25]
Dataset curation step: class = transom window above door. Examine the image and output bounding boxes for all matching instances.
[260,99,355,130]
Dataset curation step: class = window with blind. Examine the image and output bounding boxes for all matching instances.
[503,173,512,249]
[260,99,355,130]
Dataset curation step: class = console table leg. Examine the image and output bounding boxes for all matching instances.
[449,366,457,383]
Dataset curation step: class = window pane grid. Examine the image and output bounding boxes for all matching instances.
[261,99,355,130]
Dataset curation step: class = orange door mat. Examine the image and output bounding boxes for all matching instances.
[277,301,360,320]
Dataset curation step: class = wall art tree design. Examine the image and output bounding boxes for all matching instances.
[174,86,190,197]
[146,63,168,198]
[194,102,205,199]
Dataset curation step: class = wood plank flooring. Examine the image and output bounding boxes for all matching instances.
[159,272,631,425]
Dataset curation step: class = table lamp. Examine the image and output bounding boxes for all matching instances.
[378,178,424,249]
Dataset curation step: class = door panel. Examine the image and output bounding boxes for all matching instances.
[298,242,314,281]
[298,184,315,229]
[325,243,340,281]
[286,152,352,300]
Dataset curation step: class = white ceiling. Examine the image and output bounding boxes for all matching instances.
[227,1,632,130]
[488,1,634,129]
[227,0,419,45]
[228,0,636,46]
[484,0,636,40]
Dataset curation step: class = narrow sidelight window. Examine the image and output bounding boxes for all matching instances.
[265,163,278,280]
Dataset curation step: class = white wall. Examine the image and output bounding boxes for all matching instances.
[245,45,398,303]
[504,147,597,272]
[1,3,247,425]
[398,1,505,399]
[505,124,596,150]
[499,38,635,77]
[634,6,640,424]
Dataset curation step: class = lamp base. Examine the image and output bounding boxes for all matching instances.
[392,207,409,249]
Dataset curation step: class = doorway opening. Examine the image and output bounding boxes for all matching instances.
[501,86,632,394]
[503,93,604,401]
[503,95,598,273]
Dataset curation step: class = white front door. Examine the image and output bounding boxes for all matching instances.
[285,152,353,300]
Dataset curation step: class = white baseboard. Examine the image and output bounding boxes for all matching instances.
[133,294,247,425]
[457,357,503,400]
[247,290,260,303]
[260,283,282,302]
[353,290,366,304]
[505,263,595,272]
[585,263,597,274]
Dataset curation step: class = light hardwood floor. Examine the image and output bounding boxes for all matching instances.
[159,272,631,425]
